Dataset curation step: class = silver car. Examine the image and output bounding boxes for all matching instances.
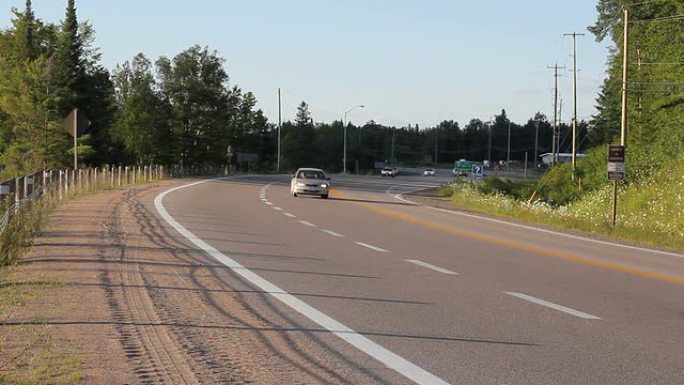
[290,168,330,199]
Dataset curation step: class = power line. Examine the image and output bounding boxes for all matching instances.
[631,14,684,23]
[633,81,684,85]
[623,0,669,7]
[634,62,684,65]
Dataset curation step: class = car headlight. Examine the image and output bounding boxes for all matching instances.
[320,184,328,188]
[296,182,305,187]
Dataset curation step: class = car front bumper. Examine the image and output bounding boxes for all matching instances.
[293,186,329,195]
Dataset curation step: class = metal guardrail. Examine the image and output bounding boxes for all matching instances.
[0,165,166,236]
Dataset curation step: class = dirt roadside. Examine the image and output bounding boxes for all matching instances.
[0,181,353,384]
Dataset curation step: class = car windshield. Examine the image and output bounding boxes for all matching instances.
[298,170,325,179]
[382,168,393,171]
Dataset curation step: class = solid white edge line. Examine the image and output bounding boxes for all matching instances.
[283,213,296,218]
[504,292,601,320]
[299,220,317,227]
[395,193,684,259]
[154,180,450,385]
[354,242,388,253]
[405,260,459,275]
[322,229,344,237]
[385,185,421,205]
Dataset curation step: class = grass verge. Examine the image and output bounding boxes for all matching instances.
[0,270,82,384]
[443,181,684,252]
[0,177,163,383]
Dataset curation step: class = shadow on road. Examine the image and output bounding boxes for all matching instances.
[0,319,540,347]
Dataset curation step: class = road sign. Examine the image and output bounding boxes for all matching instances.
[237,153,258,163]
[471,164,484,180]
[607,145,625,180]
[63,108,89,137]
[608,145,625,162]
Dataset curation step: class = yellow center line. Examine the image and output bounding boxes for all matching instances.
[329,188,684,286]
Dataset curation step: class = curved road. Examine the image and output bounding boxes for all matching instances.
[154,173,684,385]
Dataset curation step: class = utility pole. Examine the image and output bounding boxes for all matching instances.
[506,120,511,172]
[565,31,585,175]
[620,11,629,148]
[548,63,565,167]
[434,127,438,165]
[613,8,629,226]
[487,119,493,164]
[277,88,281,172]
[391,127,395,162]
[558,98,563,160]
[534,120,539,170]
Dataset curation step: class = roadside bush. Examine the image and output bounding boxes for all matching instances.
[477,177,534,201]
[0,199,53,265]
[534,147,608,206]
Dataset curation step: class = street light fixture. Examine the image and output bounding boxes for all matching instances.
[343,104,364,174]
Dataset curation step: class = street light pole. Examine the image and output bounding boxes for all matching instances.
[343,105,364,174]
[277,88,281,172]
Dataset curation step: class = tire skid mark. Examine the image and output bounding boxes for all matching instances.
[134,196,346,383]
[158,181,391,384]
[99,189,170,385]
[128,190,251,383]
[97,181,392,384]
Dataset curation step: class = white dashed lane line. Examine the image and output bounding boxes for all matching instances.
[283,213,296,218]
[354,242,389,253]
[273,207,283,211]
[405,260,458,275]
[300,220,317,227]
[504,292,602,320]
[322,230,344,237]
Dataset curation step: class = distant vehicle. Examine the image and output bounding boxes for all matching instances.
[423,168,435,176]
[290,168,330,199]
[452,159,481,177]
[380,167,397,177]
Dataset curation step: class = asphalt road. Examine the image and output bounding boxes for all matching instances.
[155,173,684,385]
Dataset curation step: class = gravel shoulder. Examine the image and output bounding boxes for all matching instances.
[1,181,351,384]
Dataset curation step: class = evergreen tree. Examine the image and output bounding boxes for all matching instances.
[295,101,312,126]
[52,0,83,114]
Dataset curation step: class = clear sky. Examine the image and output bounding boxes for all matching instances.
[2,1,611,128]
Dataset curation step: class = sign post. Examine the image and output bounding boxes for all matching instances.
[73,109,78,169]
[63,108,89,170]
[608,145,625,225]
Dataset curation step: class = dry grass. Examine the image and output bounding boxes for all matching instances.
[0,270,82,385]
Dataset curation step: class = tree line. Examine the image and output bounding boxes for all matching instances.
[1,0,597,179]
[589,0,684,180]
